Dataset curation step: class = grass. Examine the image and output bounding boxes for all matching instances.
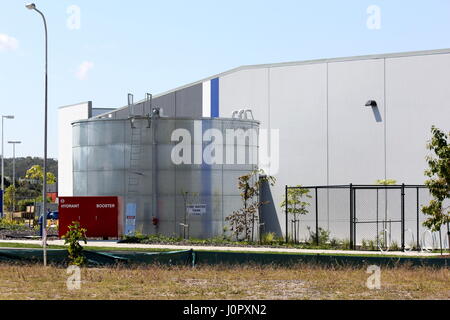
[0,241,446,258]
[0,263,448,300]
[0,242,172,253]
[190,249,445,259]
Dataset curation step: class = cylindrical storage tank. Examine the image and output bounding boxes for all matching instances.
[72,117,260,239]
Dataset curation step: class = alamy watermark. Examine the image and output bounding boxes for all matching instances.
[66,265,81,291]
[67,5,81,30]
[366,265,381,290]
[170,121,280,175]
[367,5,381,30]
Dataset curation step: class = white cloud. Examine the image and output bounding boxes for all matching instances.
[75,61,94,80]
[0,34,19,52]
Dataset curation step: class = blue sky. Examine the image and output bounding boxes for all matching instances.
[0,0,449,158]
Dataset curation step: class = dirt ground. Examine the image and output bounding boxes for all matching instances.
[0,263,448,300]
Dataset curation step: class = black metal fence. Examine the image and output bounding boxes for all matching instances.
[284,184,449,251]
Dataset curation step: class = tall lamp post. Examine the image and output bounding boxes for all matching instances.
[8,141,21,213]
[26,3,49,266]
[1,115,14,218]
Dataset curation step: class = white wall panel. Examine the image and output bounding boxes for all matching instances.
[268,63,328,234]
[328,59,385,184]
[202,81,211,117]
[58,102,90,196]
[269,63,328,186]
[386,53,450,183]
[219,68,269,128]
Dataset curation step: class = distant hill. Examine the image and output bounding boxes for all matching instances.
[2,157,58,181]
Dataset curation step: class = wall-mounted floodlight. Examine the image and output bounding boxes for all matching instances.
[25,3,36,10]
[365,100,378,108]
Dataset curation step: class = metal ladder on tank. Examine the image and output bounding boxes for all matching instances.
[127,93,153,196]
[128,122,143,194]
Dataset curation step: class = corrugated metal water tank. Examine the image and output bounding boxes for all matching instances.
[72,116,259,239]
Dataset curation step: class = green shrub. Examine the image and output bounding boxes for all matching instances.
[307,227,331,245]
[0,218,28,231]
[390,241,400,251]
[62,222,87,266]
[361,239,366,249]
[261,232,276,244]
[329,238,340,248]
[341,238,351,250]
[368,239,377,251]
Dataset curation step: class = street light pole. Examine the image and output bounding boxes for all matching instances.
[26,3,49,266]
[8,141,21,213]
[1,115,14,218]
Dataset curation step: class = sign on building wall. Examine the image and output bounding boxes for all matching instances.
[125,203,137,235]
[187,204,207,216]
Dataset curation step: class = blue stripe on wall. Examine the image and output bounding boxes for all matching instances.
[201,120,213,238]
[211,78,219,118]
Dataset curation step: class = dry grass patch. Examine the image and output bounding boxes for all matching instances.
[0,263,448,300]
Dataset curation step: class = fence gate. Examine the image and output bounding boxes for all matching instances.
[352,186,404,251]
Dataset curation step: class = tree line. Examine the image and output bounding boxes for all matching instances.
[1,157,58,212]
[1,157,57,187]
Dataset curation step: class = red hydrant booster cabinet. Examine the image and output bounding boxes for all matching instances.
[58,197,123,238]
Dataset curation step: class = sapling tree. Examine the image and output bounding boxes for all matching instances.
[280,186,311,243]
[62,222,88,266]
[4,186,16,212]
[226,169,275,241]
[422,126,450,248]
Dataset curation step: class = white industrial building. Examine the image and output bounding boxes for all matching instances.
[59,48,450,239]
